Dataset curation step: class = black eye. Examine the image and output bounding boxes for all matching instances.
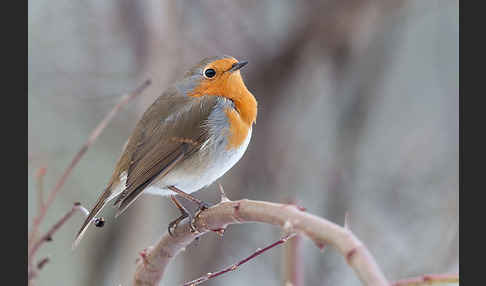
[204,68,216,78]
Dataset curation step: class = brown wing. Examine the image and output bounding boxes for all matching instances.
[112,88,218,216]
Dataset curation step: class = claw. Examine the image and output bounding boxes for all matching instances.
[168,212,188,237]
[168,195,190,236]
[190,203,209,233]
[199,202,209,211]
[167,191,210,235]
[189,219,198,233]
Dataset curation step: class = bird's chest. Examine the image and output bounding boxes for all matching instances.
[146,105,252,195]
[192,124,252,189]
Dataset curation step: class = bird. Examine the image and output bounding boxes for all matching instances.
[73,55,257,248]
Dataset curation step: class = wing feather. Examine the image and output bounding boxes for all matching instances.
[112,92,218,215]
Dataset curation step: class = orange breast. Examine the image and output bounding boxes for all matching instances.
[185,58,257,149]
[224,107,251,149]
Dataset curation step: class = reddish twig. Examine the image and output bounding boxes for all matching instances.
[28,79,151,249]
[28,167,48,248]
[183,233,296,286]
[28,203,88,262]
[28,203,89,283]
[391,273,459,286]
[35,167,47,210]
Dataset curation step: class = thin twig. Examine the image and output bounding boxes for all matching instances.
[391,273,459,286]
[36,167,47,211]
[28,167,47,248]
[28,79,151,250]
[183,233,296,286]
[28,203,87,261]
[29,204,90,284]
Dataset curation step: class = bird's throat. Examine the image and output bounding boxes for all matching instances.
[188,71,257,127]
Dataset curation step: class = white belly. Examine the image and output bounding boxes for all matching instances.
[144,127,252,196]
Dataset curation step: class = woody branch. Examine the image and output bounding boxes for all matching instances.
[134,193,459,286]
[133,194,389,286]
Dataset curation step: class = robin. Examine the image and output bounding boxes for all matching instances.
[73,55,257,247]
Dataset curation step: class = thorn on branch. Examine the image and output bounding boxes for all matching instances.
[137,248,150,266]
[218,183,231,203]
[346,247,357,264]
[315,241,327,252]
[296,205,306,211]
[37,257,50,270]
[344,212,350,230]
[211,228,226,238]
[283,199,306,212]
[283,220,294,233]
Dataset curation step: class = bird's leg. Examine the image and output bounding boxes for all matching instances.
[168,186,209,211]
[168,195,190,236]
[168,186,209,233]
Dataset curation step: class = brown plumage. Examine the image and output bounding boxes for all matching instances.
[73,56,257,248]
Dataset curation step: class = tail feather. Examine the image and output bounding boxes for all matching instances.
[72,188,113,249]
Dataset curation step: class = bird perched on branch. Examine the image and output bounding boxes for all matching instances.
[74,56,257,247]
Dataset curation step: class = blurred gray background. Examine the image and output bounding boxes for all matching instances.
[28,0,458,285]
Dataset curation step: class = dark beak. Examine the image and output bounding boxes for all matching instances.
[229,60,248,72]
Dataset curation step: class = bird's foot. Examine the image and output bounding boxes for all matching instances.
[168,212,189,237]
[168,195,190,237]
[168,190,211,235]
[189,202,209,233]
